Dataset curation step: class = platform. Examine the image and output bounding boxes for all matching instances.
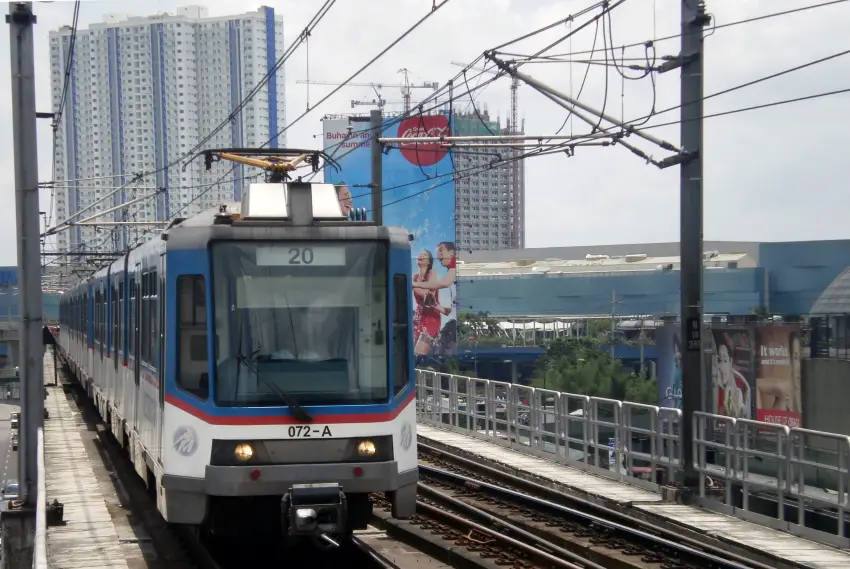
[43,350,140,569]
[417,423,850,569]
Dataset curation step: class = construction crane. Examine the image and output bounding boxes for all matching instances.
[450,61,519,135]
[296,74,439,113]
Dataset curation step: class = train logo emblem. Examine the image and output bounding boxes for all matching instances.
[400,421,413,451]
[173,425,198,457]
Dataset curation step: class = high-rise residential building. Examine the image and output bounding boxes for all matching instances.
[454,110,525,251]
[49,5,285,259]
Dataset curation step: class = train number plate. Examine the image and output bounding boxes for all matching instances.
[287,425,333,438]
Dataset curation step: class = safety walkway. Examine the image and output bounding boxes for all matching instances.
[43,350,132,569]
[415,370,850,569]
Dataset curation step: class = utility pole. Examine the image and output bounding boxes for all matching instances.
[370,109,383,225]
[679,0,711,492]
[5,2,42,566]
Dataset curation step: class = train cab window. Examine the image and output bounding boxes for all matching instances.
[392,274,410,395]
[177,275,209,400]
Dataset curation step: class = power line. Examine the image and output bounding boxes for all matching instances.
[633,86,850,132]
[625,47,850,126]
[501,0,850,61]
[261,0,456,148]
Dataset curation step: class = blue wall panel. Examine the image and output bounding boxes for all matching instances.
[759,241,850,315]
[460,268,766,317]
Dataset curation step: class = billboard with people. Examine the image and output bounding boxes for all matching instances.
[656,323,682,410]
[709,327,754,419]
[322,114,457,358]
[754,324,803,427]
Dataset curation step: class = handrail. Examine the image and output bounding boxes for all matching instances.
[33,426,46,569]
[416,369,850,548]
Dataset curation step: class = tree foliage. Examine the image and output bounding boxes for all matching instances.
[531,336,657,404]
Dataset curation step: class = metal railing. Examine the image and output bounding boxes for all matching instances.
[415,369,682,492]
[694,411,850,548]
[33,426,46,569]
[415,370,850,548]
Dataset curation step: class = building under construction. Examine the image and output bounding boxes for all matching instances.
[454,109,526,252]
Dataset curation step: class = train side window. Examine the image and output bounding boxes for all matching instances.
[177,275,209,400]
[392,274,410,395]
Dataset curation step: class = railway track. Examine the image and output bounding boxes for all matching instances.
[414,443,779,569]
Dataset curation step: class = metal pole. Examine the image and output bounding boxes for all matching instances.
[679,0,711,491]
[370,109,383,225]
[8,1,44,506]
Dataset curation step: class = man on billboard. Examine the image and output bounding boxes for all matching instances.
[335,184,354,217]
[412,241,457,357]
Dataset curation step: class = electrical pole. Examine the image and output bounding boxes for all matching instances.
[5,2,42,566]
[370,109,383,225]
[679,0,711,492]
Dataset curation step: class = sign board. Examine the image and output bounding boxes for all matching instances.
[686,317,701,351]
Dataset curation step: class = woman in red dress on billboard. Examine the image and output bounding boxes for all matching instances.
[413,250,441,356]
[715,336,751,419]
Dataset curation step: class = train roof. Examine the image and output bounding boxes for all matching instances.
[64,182,411,294]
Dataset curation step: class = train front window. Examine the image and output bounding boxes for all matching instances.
[211,241,389,407]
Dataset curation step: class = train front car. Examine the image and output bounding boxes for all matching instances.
[160,180,417,544]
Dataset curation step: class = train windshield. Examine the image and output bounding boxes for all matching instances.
[211,241,389,407]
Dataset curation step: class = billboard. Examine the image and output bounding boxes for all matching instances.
[656,324,682,410]
[753,324,803,427]
[708,327,754,419]
[322,115,457,358]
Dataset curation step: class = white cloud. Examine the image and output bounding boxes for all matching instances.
[0,0,847,266]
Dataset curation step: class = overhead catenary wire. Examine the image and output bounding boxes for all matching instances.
[259,0,456,148]
[501,0,850,61]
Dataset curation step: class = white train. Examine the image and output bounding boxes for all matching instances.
[57,179,418,543]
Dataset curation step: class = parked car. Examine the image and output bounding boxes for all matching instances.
[11,433,17,451]
[2,480,19,501]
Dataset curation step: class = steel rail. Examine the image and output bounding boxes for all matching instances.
[419,443,773,569]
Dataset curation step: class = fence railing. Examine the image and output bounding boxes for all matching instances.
[415,369,850,548]
[33,426,46,569]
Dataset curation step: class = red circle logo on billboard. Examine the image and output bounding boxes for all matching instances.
[397,115,451,167]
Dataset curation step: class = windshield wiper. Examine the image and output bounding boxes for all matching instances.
[236,352,313,423]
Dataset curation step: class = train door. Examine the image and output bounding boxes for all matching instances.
[133,263,142,434]
[98,279,105,406]
[112,278,119,409]
[156,253,166,461]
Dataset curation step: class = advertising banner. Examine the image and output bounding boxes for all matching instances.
[754,324,803,427]
[655,323,682,410]
[708,327,754,419]
[322,115,457,358]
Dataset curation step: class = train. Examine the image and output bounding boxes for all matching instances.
[56,149,418,545]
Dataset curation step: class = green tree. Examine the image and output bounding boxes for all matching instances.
[531,337,657,404]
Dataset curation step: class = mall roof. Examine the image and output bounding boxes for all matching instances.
[458,252,754,277]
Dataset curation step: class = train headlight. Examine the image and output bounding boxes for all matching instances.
[357,440,377,457]
[234,443,254,462]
